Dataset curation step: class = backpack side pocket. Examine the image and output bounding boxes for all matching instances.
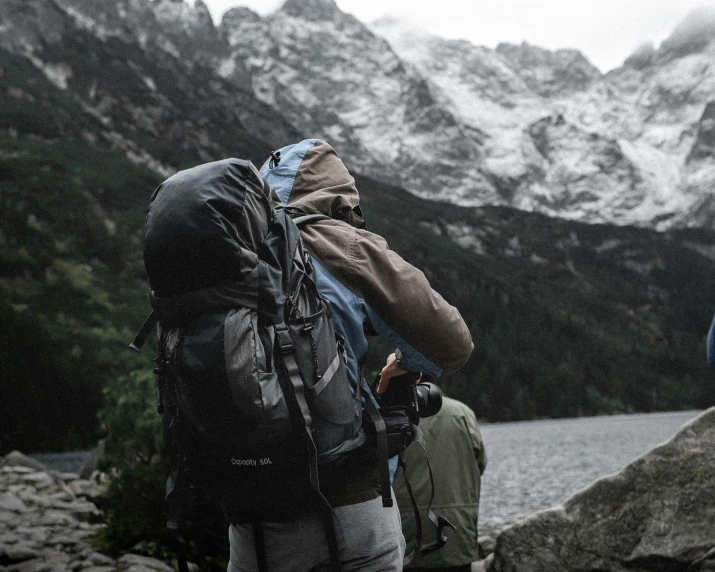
[225,308,289,423]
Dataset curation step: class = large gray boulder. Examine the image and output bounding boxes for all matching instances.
[490,407,715,572]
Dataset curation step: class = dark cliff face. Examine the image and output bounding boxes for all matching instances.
[0,0,302,171]
[688,101,715,163]
[151,0,226,63]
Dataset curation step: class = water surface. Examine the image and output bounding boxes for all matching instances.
[478,410,701,532]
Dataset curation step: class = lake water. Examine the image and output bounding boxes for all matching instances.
[477,409,702,533]
[30,450,94,474]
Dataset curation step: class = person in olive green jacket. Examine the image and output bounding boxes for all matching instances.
[394,395,487,572]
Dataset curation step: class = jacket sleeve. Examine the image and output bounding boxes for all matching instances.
[466,408,487,475]
[301,221,473,375]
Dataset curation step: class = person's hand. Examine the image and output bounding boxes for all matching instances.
[377,353,408,394]
[377,352,421,394]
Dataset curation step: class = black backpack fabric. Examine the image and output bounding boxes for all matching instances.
[143,157,367,506]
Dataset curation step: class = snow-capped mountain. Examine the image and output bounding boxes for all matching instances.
[216,0,715,229]
[4,0,714,229]
[216,0,496,204]
[372,12,715,229]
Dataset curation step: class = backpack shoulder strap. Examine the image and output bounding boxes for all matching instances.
[129,310,158,352]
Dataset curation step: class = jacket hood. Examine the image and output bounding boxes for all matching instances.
[260,139,360,216]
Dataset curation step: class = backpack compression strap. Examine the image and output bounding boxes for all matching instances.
[129,310,158,352]
[360,378,393,509]
[275,322,343,572]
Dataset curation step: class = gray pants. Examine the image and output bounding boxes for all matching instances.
[227,493,405,572]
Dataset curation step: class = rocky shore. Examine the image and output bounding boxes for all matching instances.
[0,452,177,572]
[3,407,714,572]
[486,406,715,572]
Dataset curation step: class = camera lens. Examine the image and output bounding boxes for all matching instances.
[415,382,442,418]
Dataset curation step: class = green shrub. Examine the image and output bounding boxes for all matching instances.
[94,370,166,552]
[95,369,230,570]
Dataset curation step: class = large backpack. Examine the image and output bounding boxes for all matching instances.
[130,158,396,572]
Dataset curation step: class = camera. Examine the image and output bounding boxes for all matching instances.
[376,371,443,420]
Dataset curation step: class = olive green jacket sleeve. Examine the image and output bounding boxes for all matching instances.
[300,219,473,374]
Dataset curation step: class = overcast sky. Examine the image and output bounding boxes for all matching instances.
[198,0,715,72]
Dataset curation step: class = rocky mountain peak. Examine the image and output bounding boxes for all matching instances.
[220,5,262,30]
[623,42,656,69]
[15,0,713,232]
[192,0,214,24]
[149,0,222,60]
[151,0,215,33]
[660,6,715,59]
[280,0,343,21]
[496,41,601,96]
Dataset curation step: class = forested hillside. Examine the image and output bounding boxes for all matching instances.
[0,46,278,453]
[357,175,715,420]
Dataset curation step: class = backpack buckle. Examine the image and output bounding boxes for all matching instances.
[275,326,294,354]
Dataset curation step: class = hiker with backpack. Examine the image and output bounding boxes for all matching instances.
[134,138,473,572]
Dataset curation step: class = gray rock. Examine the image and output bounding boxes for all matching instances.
[0,512,24,528]
[0,532,20,544]
[0,467,33,475]
[81,567,116,572]
[0,494,28,514]
[0,542,39,563]
[36,548,70,564]
[68,480,95,499]
[38,510,77,527]
[65,501,101,522]
[5,560,51,572]
[82,552,116,567]
[2,453,46,473]
[478,535,496,558]
[48,535,80,546]
[17,493,50,509]
[14,527,50,545]
[117,554,172,572]
[19,474,53,491]
[48,490,74,503]
[490,407,715,572]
